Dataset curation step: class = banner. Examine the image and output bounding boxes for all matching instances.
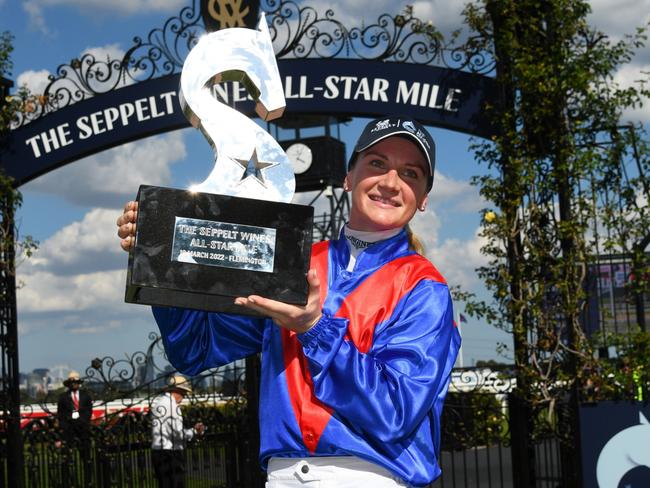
[580,402,650,487]
[1,59,497,186]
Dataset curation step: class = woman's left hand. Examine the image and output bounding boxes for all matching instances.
[234,269,322,333]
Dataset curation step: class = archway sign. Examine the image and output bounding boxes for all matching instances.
[1,0,497,187]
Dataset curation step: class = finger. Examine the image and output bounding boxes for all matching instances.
[123,200,138,213]
[306,269,321,305]
[236,296,304,328]
[235,295,291,318]
[120,236,134,252]
[117,222,136,239]
[117,203,133,225]
[116,209,138,227]
[117,223,126,238]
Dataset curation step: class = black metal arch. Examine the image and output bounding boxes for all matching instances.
[11,0,493,130]
[1,0,498,189]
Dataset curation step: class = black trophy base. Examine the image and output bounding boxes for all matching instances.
[125,185,314,315]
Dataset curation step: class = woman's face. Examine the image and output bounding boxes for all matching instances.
[345,136,429,232]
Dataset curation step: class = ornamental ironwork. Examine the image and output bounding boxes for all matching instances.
[12,0,494,129]
[20,333,248,422]
[16,333,252,487]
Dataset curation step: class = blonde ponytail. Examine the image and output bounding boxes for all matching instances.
[405,225,425,255]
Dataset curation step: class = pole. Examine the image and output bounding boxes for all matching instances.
[456,311,464,368]
[484,2,536,485]
[244,355,264,488]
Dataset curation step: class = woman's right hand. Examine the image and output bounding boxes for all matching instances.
[116,200,138,252]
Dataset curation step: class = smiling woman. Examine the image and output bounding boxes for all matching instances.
[116,115,461,487]
[345,136,429,232]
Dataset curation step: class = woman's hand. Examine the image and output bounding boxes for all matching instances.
[116,200,138,252]
[234,269,322,333]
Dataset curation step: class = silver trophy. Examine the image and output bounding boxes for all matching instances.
[125,15,314,314]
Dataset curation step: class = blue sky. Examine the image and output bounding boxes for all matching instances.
[1,0,648,376]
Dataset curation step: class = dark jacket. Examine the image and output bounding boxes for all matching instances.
[57,389,93,442]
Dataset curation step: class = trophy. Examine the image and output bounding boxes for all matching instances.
[125,15,314,314]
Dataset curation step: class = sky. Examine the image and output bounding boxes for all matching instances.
[1,0,649,376]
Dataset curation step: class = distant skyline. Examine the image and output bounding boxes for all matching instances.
[1,0,648,373]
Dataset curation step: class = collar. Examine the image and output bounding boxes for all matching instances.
[332,226,411,272]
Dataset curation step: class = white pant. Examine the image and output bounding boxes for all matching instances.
[265,456,411,488]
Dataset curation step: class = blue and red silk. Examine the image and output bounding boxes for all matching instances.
[152,230,461,487]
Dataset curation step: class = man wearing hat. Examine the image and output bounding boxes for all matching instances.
[57,371,93,486]
[150,375,205,488]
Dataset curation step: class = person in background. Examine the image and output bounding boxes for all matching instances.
[118,115,461,487]
[150,374,205,488]
[57,370,93,486]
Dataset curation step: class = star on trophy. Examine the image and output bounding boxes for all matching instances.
[124,15,314,314]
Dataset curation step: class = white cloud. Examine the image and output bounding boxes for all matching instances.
[24,131,187,207]
[63,319,124,335]
[16,69,52,95]
[411,206,487,290]
[432,172,469,200]
[18,268,125,313]
[615,63,650,124]
[431,172,487,212]
[410,206,442,250]
[588,0,650,46]
[428,231,487,290]
[23,208,125,275]
[23,2,50,36]
[408,0,468,37]
[82,44,126,64]
[292,0,466,41]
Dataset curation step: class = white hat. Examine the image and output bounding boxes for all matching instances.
[63,370,82,386]
[168,375,192,394]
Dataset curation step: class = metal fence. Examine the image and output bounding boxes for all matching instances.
[4,348,577,488]
[17,410,244,487]
[5,336,256,487]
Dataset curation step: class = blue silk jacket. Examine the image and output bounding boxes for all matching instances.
[152,230,461,486]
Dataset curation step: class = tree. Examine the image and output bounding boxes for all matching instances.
[0,32,38,273]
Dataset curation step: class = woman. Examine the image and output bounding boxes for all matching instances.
[117,115,460,487]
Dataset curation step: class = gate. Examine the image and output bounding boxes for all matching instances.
[434,368,515,488]
[12,334,255,487]
[5,339,587,487]
[433,368,571,488]
[14,359,523,487]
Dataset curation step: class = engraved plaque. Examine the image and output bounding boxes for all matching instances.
[171,217,276,273]
[125,186,313,314]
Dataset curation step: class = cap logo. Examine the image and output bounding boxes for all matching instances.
[402,120,416,133]
[415,129,431,149]
[371,119,394,132]
[363,117,432,163]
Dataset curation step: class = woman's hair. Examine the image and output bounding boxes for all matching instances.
[405,225,425,255]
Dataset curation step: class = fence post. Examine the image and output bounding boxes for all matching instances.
[560,390,583,487]
[0,75,24,488]
[508,393,535,487]
[244,355,264,487]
